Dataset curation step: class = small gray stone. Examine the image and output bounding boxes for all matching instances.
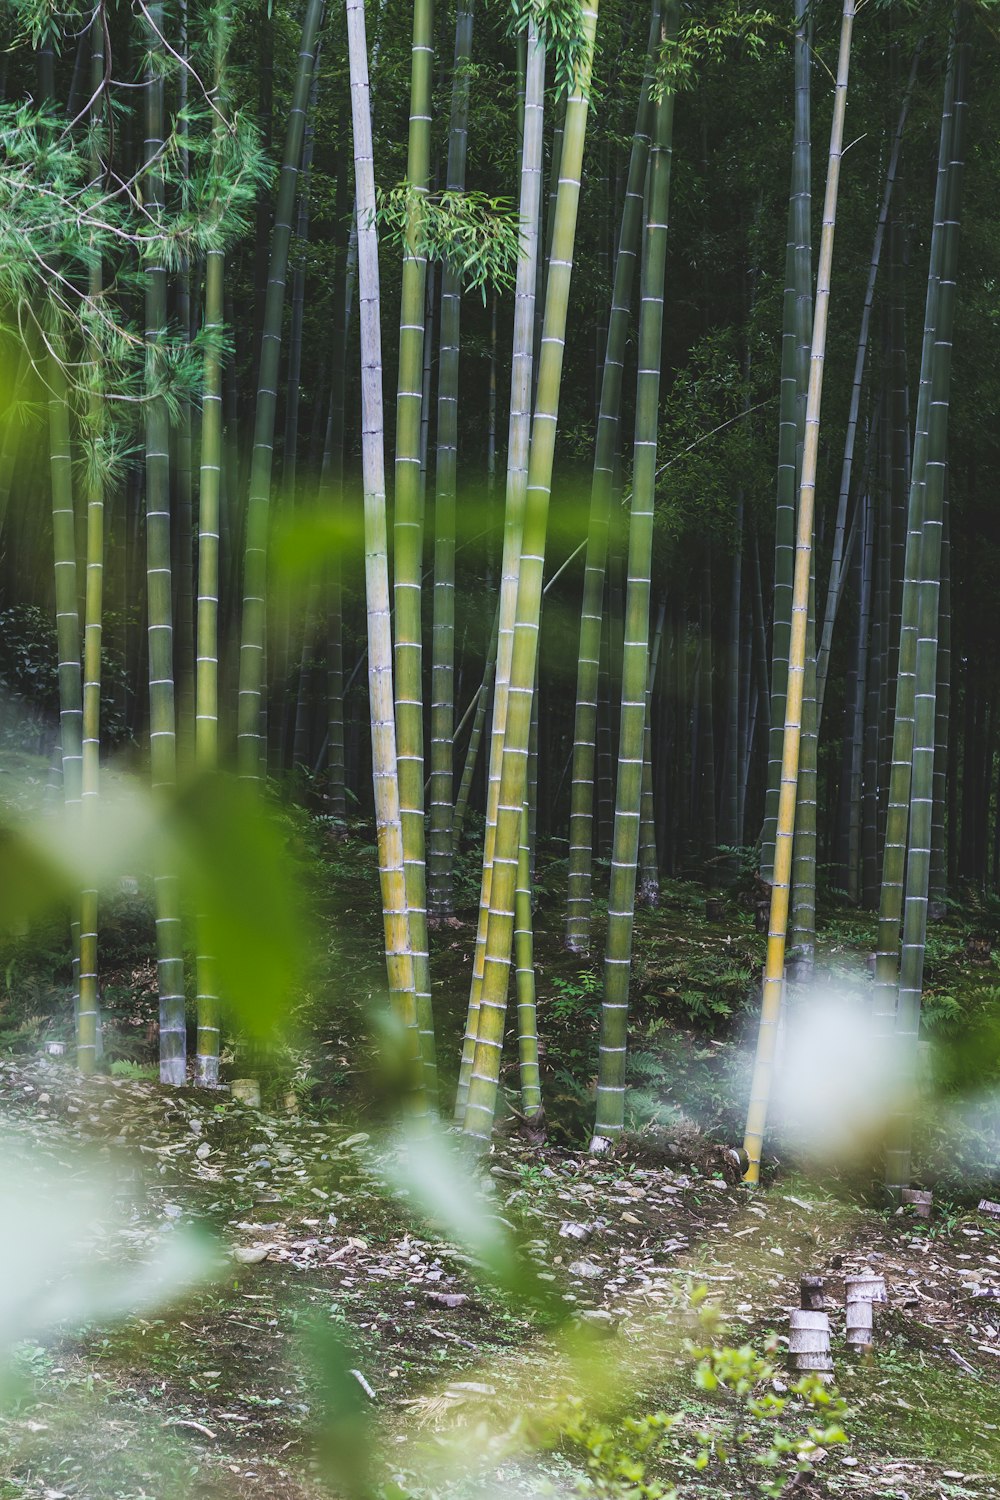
[568,1259,603,1279]
[233,1246,270,1265]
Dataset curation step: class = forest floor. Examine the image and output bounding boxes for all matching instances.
[4,753,1000,1497]
[2,1051,1000,1500]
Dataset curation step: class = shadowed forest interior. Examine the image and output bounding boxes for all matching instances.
[4,0,1000,1495]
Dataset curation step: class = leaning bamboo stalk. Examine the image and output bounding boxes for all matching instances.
[454,18,545,1122]
[462,1,600,1146]
[743,0,855,1184]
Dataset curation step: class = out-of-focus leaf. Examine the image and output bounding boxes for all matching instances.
[270,500,364,591]
[0,1139,215,1404]
[382,1127,561,1314]
[171,773,313,1041]
[0,820,65,930]
[308,1320,376,1499]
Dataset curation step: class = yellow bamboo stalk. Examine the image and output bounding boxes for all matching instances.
[742,0,855,1185]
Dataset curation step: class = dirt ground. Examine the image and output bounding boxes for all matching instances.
[2,1054,999,1500]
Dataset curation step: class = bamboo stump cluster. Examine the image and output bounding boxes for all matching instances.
[789,1271,887,1376]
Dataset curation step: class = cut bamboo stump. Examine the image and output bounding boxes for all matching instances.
[800,1276,826,1311]
[845,1272,886,1350]
[788,1309,833,1377]
[230,1078,261,1107]
[902,1188,932,1219]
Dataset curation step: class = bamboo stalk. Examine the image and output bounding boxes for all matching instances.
[347,0,426,1118]
[743,0,855,1184]
[591,26,674,1149]
[462,0,600,1146]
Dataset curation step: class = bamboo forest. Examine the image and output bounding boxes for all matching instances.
[6,0,1000,1493]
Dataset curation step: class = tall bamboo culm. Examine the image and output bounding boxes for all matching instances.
[194,13,228,1086]
[346,0,426,1120]
[872,49,959,1036]
[564,0,660,954]
[79,17,108,1076]
[144,2,186,1085]
[887,37,967,1198]
[462,0,600,1147]
[48,356,91,1068]
[428,0,476,920]
[742,0,855,1184]
[591,15,674,1149]
[236,0,325,779]
[814,48,919,718]
[454,19,545,1122]
[760,0,810,882]
[393,0,437,1099]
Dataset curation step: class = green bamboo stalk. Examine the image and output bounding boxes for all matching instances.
[428,0,477,920]
[175,0,195,773]
[143,1,186,1086]
[761,0,810,882]
[79,17,108,1078]
[720,504,743,859]
[930,499,951,905]
[815,47,919,720]
[742,0,855,1184]
[452,598,501,845]
[194,12,228,1087]
[47,353,90,1068]
[846,491,874,902]
[392,0,437,1099]
[788,568,817,976]
[236,0,325,779]
[514,804,542,1119]
[454,18,545,1122]
[880,200,911,855]
[865,410,892,905]
[347,0,426,1118]
[325,111,352,816]
[872,48,958,1031]
[888,39,967,1196]
[590,29,673,1149]
[564,0,660,954]
[698,553,717,856]
[639,597,666,908]
[462,0,599,1147]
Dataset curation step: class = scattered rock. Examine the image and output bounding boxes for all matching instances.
[425,1291,468,1309]
[233,1245,271,1265]
[567,1259,603,1279]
